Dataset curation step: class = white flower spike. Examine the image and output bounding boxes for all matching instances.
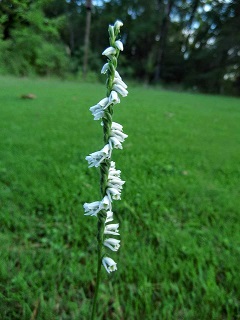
[84,20,128,287]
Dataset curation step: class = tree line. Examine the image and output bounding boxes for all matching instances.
[0,0,239,95]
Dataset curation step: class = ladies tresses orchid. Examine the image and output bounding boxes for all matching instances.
[104,223,120,236]
[109,90,120,105]
[86,144,111,167]
[110,124,128,143]
[112,84,128,97]
[109,136,123,150]
[106,210,114,223]
[101,63,109,74]
[106,187,121,201]
[84,20,128,289]
[83,196,111,216]
[83,201,101,217]
[102,46,116,57]
[89,92,120,120]
[102,257,117,273]
[104,238,121,251]
[113,77,128,89]
[115,40,123,51]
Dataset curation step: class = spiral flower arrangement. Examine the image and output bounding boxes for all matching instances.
[83,20,128,318]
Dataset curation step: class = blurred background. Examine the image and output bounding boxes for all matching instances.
[1,1,240,319]
[0,0,240,96]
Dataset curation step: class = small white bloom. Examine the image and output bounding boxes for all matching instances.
[100,195,111,210]
[104,238,121,251]
[83,201,101,217]
[107,187,121,201]
[110,125,128,143]
[114,70,122,80]
[108,161,121,178]
[111,122,123,131]
[86,144,111,167]
[106,210,114,223]
[107,177,125,189]
[109,90,120,105]
[109,136,123,150]
[113,77,128,89]
[112,84,128,97]
[83,196,111,216]
[89,104,104,120]
[89,97,109,120]
[114,20,123,29]
[104,223,120,235]
[102,257,117,273]
[101,63,109,74]
[115,40,123,51]
[98,97,109,107]
[102,46,116,57]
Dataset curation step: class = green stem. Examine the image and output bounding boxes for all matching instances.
[91,216,104,320]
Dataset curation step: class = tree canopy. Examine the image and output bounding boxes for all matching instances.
[0,0,239,95]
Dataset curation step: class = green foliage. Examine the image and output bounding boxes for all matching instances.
[0,0,68,77]
[0,76,240,319]
[0,0,240,95]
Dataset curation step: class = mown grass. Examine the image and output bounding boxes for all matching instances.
[0,75,240,320]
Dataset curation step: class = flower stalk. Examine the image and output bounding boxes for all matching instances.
[83,20,128,320]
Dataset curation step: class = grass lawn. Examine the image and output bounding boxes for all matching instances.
[0,75,240,319]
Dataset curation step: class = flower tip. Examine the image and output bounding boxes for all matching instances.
[114,20,123,29]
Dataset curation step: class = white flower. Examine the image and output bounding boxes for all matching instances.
[104,238,121,251]
[113,77,128,89]
[107,187,121,201]
[102,46,116,57]
[101,195,112,211]
[114,20,123,29]
[108,161,121,178]
[109,136,123,150]
[115,40,123,51]
[83,196,111,216]
[101,63,109,74]
[104,223,120,235]
[83,201,101,217]
[89,97,109,120]
[114,70,122,80]
[86,144,111,167]
[110,122,128,143]
[106,210,114,223]
[107,177,125,190]
[112,84,128,97]
[109,90,120,105]
[111,122,123,131]
[89,104,104,120]
[98,97,109,107]
[102,257,117,273]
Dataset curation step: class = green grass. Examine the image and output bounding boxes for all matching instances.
[0,75,240,320]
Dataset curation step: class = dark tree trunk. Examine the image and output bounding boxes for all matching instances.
[83,0,92,79]
[154,0,174,82]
